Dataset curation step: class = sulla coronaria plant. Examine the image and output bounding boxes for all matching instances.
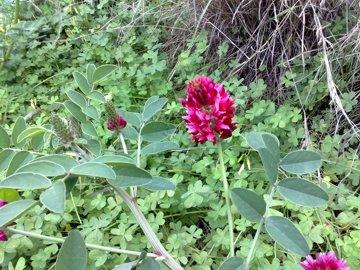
[0,68,332,270]
[0,64,181,270]
[180,76,329,270]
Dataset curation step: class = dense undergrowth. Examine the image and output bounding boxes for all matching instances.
[0,0,359,269]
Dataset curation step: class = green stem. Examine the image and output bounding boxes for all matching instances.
[5,227,162,259]
[217,142,235,257]
[118,132,136,198]
[70,192,82,225]
[113,186,183,270]
[315,209,333,252]
[119,132,128,155]
[71,143,91,161]
[133,123,144,197]
[245,181,278,268]
[14,0,20,23]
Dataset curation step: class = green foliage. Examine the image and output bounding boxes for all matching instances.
[231,188,266,222]
[0,199,36,227]
[265,216,309,257]
[0,1,359,269]
[55,230,87,270]
[219,257,245,270]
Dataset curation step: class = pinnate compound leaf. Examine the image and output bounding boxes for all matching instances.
[81,121,98,137]
[246,131,279,151]
[73,71,90,95]
[142,176,176,191]
[139,258,161,270]
[92,64,117,83]
[87,91,105,103]
[70,162,116,179]
[265,216,309,256]
[258,147,278,184]
[0,126,10,148]
[16,161,66,177]
[55,230,87,270]
[0,150,16,171]
[141,122,176,142]
[64,101,87,122]
[218,257,245,270]
[144,96,159,107]
[143,96,168,122]
[117,109,143,127]
[6,151,34,176]
[12,117,27,147]
[0,199,37,227]
[246,132,279,184]
[17,127,50,144]
[64,176,78,193]
[142,142,178,155]
[261,133,280,161]
[82,105,99,121]
[85,139,101,156]
[231,188,266,222]
[40,181,66,213]
[86,63,96,86]
[280,150,322,174]
[66,90,87,109]
[109,164,152,187]
[35,155,79,171]
[92,155,135,165]
[278,177,328,207]
[0,173,52,190]
[30,133,45,150]
[121,125,138,140]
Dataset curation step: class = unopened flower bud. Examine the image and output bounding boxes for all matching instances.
[105,99,118,122]
[69,116,83,138]
[49,115,74,144]
[107,114,127,131]
[104,100,127,132]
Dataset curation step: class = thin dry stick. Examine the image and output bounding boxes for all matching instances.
[311,2,360,137]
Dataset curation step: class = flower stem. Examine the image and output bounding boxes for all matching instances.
[217,142,235,257]
[119,132,128,155]
[133,123,144,197]
[112,186,183,270]
[70,191,82,225]
[118,132,136,198]
[5,227,163,259]
[71,143,91,161]
[245,181,278,268]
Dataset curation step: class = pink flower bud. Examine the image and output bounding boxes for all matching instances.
[107,114,127,132]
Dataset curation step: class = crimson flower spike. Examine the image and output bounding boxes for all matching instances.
[179,76,237,144]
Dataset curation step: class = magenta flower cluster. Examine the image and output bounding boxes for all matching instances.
[299,251,350,270]
[179,76,237,144]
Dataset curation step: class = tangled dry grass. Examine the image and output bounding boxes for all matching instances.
[166,0,360,136]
